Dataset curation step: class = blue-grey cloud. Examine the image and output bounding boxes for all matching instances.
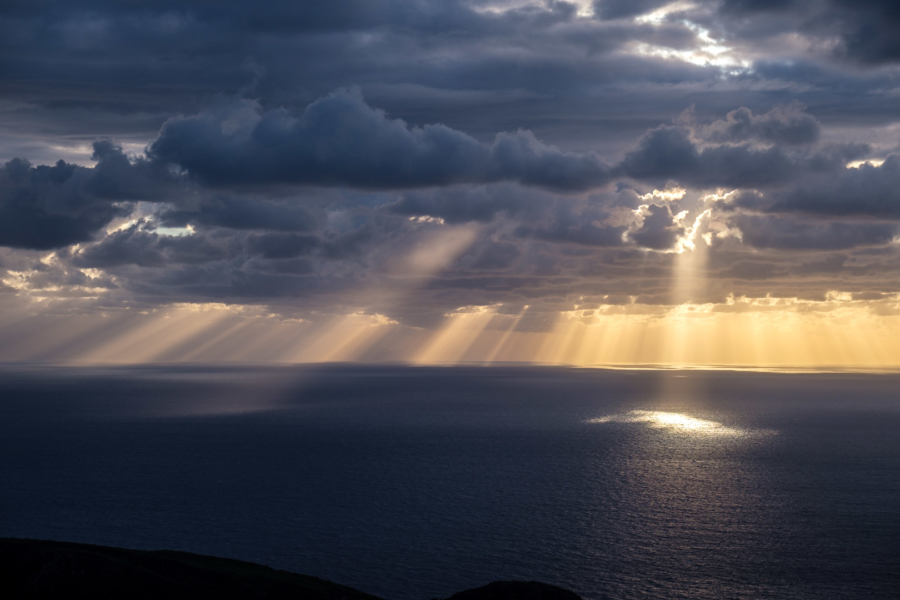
[618,125,868,188]
[732,214,897,250]
[149,89,613,191]
[72,222,235,267]
[698,103,820,146]
[770,156,900,217]
[3,0,900,321]
[628,204,685,251]
[159,196,317,231]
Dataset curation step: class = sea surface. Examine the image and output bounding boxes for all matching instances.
[1,364,898,599]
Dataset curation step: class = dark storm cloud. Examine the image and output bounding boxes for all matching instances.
[5,0,900,320]
[831,0,900,64]
[0,0,703,101]
[618,126,796,188]
[389,185,546,223]
[769,156,900,218]
[159,196,317,232]
[717,154,900,219]
[72,223,235,267]
[714,0,900,65]
[0,0,735,169]
[719,0,796,13]
[247,233,320,260]
[0,139,190,249]
[698,103,821,146]
[245,257,315,276]
[464,241,522,271]
[149,89,612,191]
[618,124,869,188]
[0,157,123,250]
[0,139,171,250]
[521,221,627,247]
[514,200,627,247]
[592,0,672,20]
[628,204,685,251]
[731,214,897,250]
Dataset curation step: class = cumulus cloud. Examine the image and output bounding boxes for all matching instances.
[4,0,900,324]
[627,204,686,251]
[72,223,235,267]
[0,157,123,250]
[617,126,795,188]
[0,138,194,249]
[698,103,821,146]
[149,89,612,192]
[618,124,868,189]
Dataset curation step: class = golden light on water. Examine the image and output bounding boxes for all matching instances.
[587,410,748,437]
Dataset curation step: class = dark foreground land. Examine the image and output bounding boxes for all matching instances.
[0,538,581,600]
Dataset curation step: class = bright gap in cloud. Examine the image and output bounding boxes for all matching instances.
[472,0,594,17]
[154,225,194,237]
[634,1,697,25]
[640,187,686,202]
[846,159,886,169]
[632,3,750,70]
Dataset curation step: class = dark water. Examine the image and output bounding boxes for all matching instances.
[1,365,898,599]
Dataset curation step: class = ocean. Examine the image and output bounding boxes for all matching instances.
[1,364,898,599]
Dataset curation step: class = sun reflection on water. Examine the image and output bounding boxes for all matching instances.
[587,410,753,437]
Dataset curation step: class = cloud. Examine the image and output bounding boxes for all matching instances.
[698,103,820,146]
[0,156,127,250]
[769,155,900,217]
[247,233,320,259]
[719,0,797,13]
[464,241,522,270]
[514,201,628,247]
[618,124,868,189]
[731,214,897,250]
[593,0,673,20]
[0,139,192,250]
[149,89,612,192]
[159,196,317,231]
[717,0,900,65]
[720,260,783,280]
[619,125,799,188]
[6,0,900,324]
[627,203,686,250]
[72,223,234,267]
[826,0,900,64]
[388,185,546,223]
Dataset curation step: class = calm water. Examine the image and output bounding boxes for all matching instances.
[1,365,898,599]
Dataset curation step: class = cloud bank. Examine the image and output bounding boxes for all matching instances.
[2,0,900,340]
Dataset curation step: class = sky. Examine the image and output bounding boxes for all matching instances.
[3,0,900,366]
